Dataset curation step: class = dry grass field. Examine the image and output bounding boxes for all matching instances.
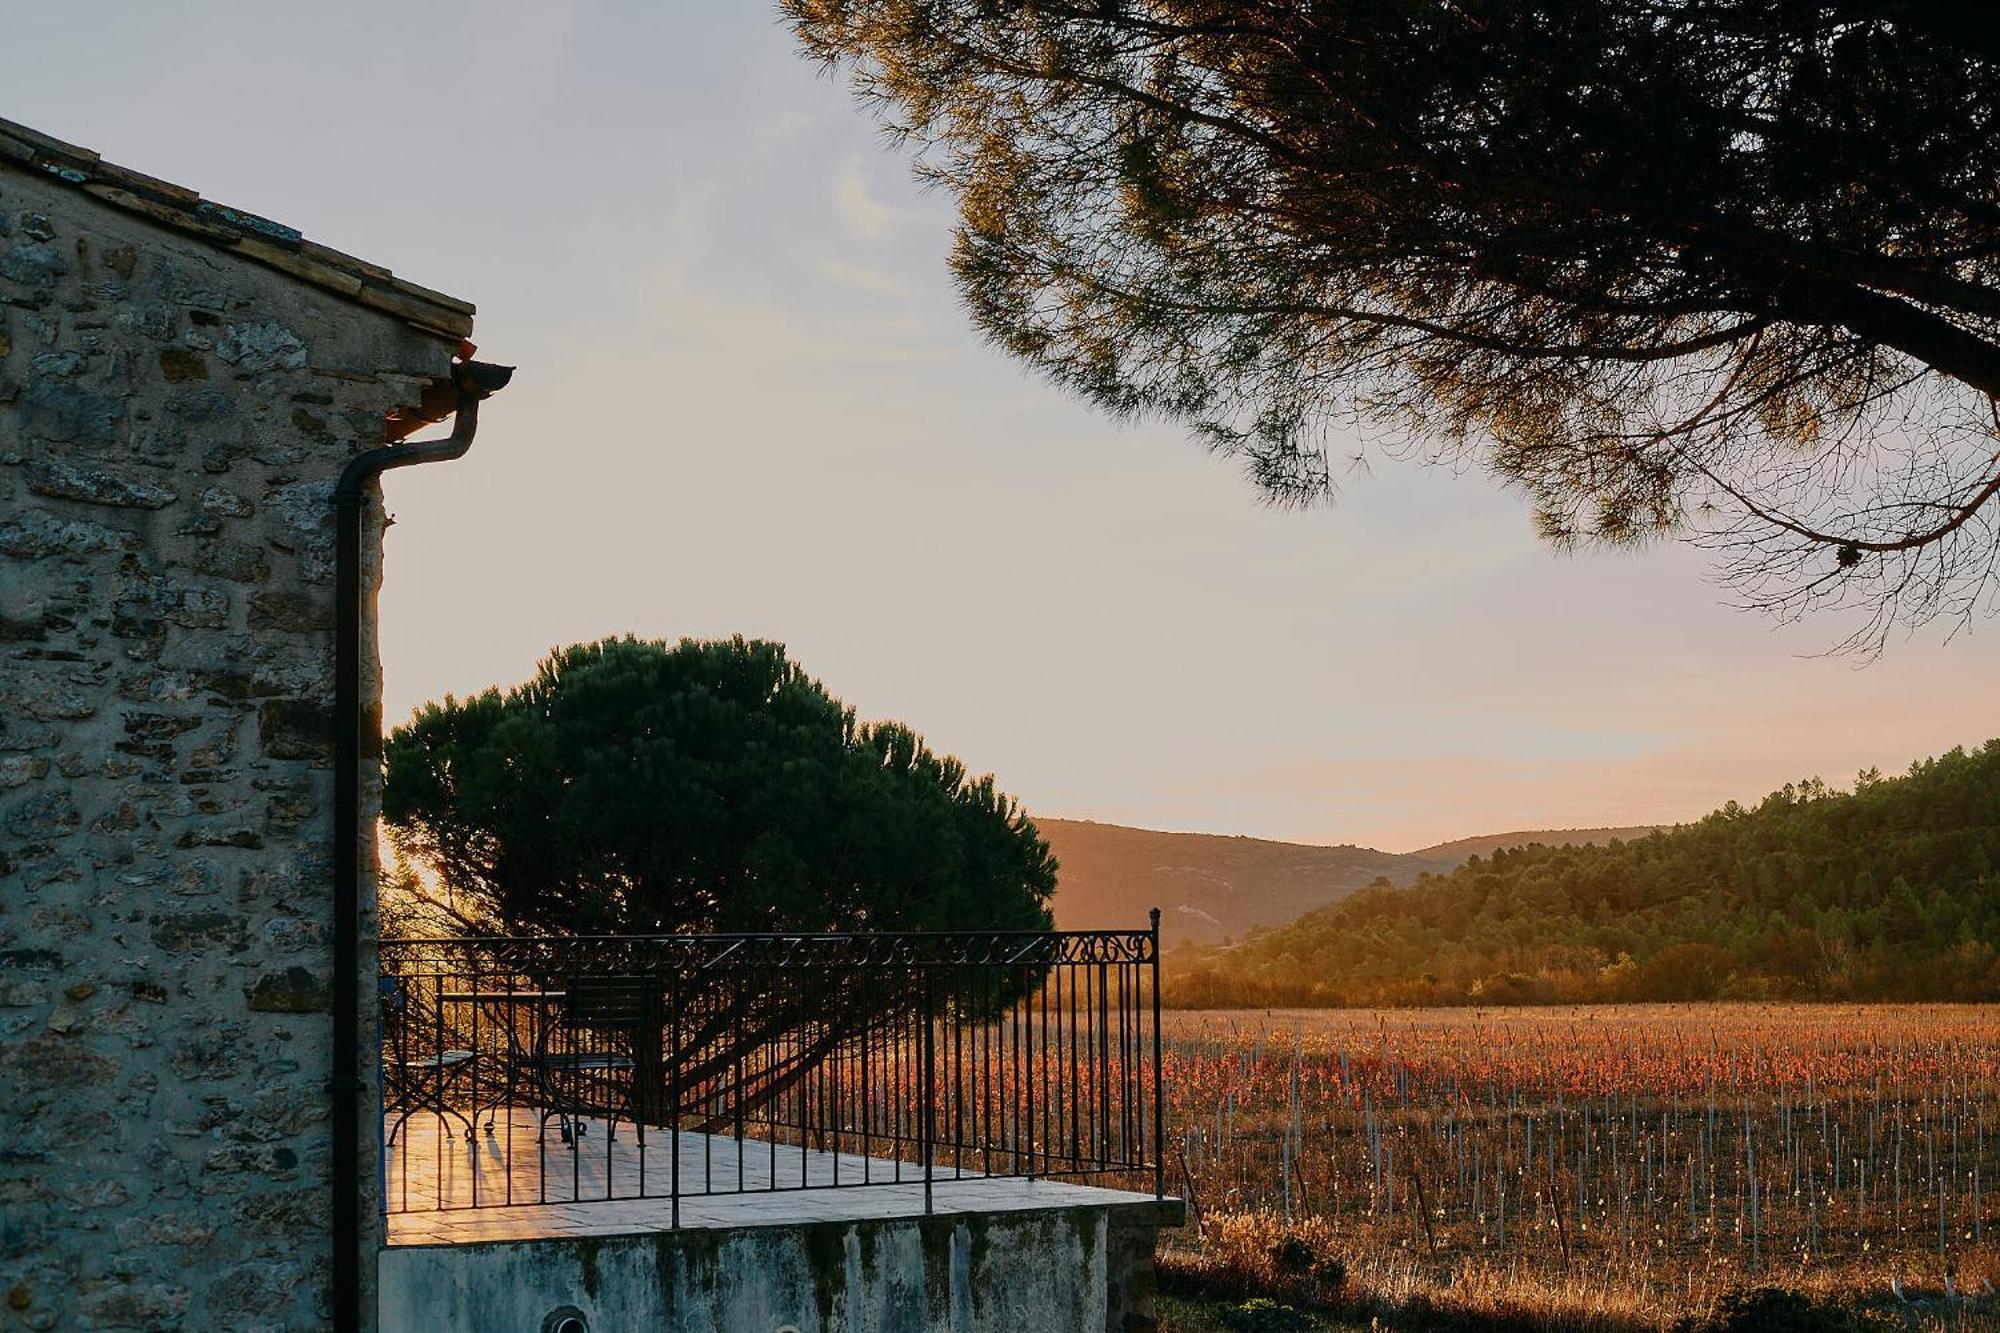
[1154,1005,2000,1330]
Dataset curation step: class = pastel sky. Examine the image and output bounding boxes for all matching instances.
[15,3,2000,851]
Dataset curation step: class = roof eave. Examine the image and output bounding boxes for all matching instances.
[0,116,475,341]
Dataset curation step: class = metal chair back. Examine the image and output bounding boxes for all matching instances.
[560,973,662,1035]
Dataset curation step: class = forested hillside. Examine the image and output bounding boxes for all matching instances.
[1413,825,1668,865]
[1171,742,2000,1006]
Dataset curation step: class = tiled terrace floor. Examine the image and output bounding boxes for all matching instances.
[383,1107,1159,1245]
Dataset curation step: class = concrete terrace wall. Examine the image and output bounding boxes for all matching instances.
[0,157,457,1330]
[378,1202,1170,1333]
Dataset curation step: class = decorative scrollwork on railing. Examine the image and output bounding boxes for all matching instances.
[381,926,1156,976]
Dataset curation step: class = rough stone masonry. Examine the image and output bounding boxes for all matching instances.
[0,119,476,1331]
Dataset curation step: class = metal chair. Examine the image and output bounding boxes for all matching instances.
[380,974,477,1145]
[527,974,661,1146]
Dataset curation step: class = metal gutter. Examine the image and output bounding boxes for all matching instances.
[331,359,512,1332]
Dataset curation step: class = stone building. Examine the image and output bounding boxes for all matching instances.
[0,117,495,1331]
[1,116,1180,1333]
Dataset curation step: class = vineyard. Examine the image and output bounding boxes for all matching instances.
[1159,1005,2000,1322]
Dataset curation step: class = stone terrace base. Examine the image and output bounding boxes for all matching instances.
[379,1195,1178,1333]
[378,1110,1180,1331]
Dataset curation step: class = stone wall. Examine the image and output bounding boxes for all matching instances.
[0,158,459,1330]
[377,1202,1175,1333]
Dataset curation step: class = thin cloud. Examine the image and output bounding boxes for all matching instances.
[817,258,911,299]
[833,159,891,238]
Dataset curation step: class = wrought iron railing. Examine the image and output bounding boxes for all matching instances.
[378,917,1164,1221]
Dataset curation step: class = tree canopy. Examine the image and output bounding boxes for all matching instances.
[1173,740,2000,1007]
[787,1,2000,648]
[382,635,1056,939]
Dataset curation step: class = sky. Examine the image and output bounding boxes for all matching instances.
[13,2,2000,852]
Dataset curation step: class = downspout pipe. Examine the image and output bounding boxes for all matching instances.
[331,359,511,1333]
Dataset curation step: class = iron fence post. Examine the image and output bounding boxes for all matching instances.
[922,965,935,1215]
[670,965,681,1230]
[1151,907,1164,1200]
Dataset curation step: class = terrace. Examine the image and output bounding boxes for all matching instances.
[373,923,1180,1330]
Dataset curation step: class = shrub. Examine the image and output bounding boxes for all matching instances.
[1675,1288,1897,1333]
[1267,1235,1315,1276]
[1156,1212,1347,1307]
[1221,1298,1316,1333]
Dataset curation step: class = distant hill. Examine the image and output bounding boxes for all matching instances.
[1173,742,2000,1007]
[1413,826,1670,865]
[1037,818,1444,946]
